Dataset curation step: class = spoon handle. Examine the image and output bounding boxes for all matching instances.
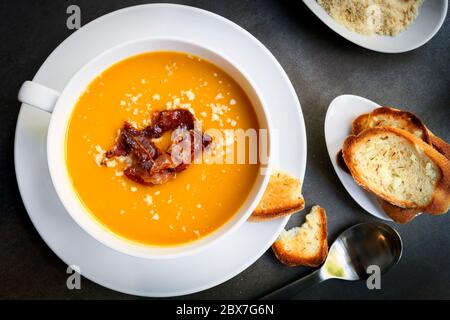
[260,268,326,300]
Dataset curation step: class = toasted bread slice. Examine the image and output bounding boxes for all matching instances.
[429,134,450,160]
[272,206,328,267]
[351,113,370,137]
[338,152,423,222]
[351,107,450,219]
[352,107,450,159]
[377,198,421,223]
[351,107,431,143]
[249,171,305,222]
[343,127,450,214]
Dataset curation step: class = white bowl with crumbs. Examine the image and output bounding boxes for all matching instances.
[303,0,448,53]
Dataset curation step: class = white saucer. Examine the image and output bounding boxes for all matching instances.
[324,94,391,221]
[303,0,448,53]
[14,4,307,297]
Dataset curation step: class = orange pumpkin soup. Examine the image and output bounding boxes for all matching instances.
[66,51,260,246]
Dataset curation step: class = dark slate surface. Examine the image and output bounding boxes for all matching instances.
[1,0,449,299]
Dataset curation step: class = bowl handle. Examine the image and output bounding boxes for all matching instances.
[18,81,60,113]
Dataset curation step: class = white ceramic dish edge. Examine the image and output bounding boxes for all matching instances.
[324,94,392,221]
[14,4,307,297]
[30,37,272,260]
[303,0,448,53]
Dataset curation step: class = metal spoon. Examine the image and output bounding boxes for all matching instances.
[261,222,402,300]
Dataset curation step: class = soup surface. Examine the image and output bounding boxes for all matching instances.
[66,51,260,246]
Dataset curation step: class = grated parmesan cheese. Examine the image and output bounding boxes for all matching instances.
[105,159,116,168]
[182,90,196,101]
[144,194,153,206]
[317,0,424,36]
[94,145,106,166]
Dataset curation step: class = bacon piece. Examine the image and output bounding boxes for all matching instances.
[124,166,174,186]
[123,133,158,171]
[105,133,130,158]
[169,128,212,169]
[144,109,195,138]
[150,153,174,173]
[104,109,212,186]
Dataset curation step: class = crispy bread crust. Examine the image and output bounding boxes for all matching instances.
[248,200,305,222]
[272,206,328,267]
[429,133,450,160]
[352,113,369,136]
[343,127,450,214]
[352,107,431,143]
[377,198,421,223]
[249,171,305,222]
[353,107,449,160]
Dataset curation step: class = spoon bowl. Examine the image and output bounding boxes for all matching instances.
[261,222,402,299]
[322,222,403,281]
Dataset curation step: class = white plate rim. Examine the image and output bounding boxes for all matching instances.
[14,3,307,297]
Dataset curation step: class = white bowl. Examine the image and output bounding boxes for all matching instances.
[303,0,448,53]
[18,37,273,259]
